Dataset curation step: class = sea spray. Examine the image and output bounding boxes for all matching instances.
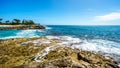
[45,36,120,66]
[1,30,44,39]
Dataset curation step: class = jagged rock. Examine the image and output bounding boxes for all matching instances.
[0,25,45,30]
[0,37,119,68]
[34,25,45,29]
[15,47,119,68]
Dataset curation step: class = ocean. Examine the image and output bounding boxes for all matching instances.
[0,25,120,65]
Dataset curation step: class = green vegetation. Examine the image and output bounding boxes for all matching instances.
[0,18,35,25]
[0,18,2,24]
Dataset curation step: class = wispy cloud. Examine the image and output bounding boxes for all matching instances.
[95,12,120,21]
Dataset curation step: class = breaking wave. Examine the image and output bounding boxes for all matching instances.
[1,30,44,39]
[46,36,120,64]
[46,26,52,30]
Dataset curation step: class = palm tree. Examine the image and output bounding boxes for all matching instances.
[22,19,27,25]
[28,20,35,25]
[12,19,21,25]
[0,18,3,24]
[5,20,10,25]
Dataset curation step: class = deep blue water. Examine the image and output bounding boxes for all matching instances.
[45,25,120,43]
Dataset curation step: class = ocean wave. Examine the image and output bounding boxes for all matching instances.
[1,30,44,39]
[46,27,52,30]
[45,36,120,63]
[16,30,41,37]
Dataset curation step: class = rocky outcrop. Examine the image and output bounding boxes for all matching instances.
[0,25,45,30]
[33,25,45,29]
[15,47,119,68]
[0,37,119,68]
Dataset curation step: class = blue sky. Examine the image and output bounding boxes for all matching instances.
[0,0,120,25]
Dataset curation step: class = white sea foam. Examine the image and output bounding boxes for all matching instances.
[46,36,60,40]
[2,30,43,39]
[34,45,59,62]
[47,36,120,54]
[32,40,51,44]
[118,64,120,67]
[46,36,81,43]
[16,30,43,37]
[45,36,120,65]
[46,27,52,30]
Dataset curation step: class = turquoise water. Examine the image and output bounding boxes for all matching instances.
[0,25,120,64]
[46,25,120,43]
[0,25,120,42]
[0,30,44,39]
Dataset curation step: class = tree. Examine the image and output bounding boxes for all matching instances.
[0,18,36,25]
[28,20,35,25]
[0,18,3,24]
[12,19,21,25]
[21,19,35,25]
[5,20,10,25]
[22,19,27,25]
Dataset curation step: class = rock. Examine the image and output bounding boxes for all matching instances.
[38,58,73,68]
[33,25,45,29]
[0,38,119,68]
[15,47,119,68]
[0,25,45,30]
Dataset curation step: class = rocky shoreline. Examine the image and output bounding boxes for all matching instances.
[0,25,45,30]
[0,36,119,68]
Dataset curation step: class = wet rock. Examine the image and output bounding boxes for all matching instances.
[15,47,119,68]
[0,38,119,68]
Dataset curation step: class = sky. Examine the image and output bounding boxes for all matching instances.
[0,0,120,25]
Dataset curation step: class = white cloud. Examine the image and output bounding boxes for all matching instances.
[95,12,120,21]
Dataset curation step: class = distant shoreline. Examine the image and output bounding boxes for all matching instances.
[0,25,28,27]
[0,25,45,30]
